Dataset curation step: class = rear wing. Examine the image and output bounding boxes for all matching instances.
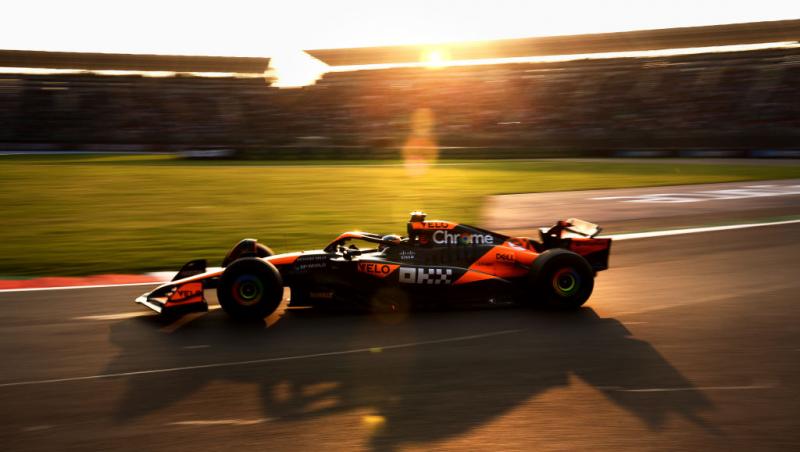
[545,218,602,239]
[538,219,610,272]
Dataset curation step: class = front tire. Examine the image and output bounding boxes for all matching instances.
[528,249,594,309]
[217,258,283,320]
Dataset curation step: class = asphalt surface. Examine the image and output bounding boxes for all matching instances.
[484,179,800,234]
[1,220,799,451]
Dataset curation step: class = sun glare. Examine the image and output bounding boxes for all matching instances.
[268,50,329,88]
[3,2,798,88]
[421,48,450,68]
[1,1,798,63]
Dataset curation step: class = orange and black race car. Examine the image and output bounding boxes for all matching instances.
[135,212,611,319]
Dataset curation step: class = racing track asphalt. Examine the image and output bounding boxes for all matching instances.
[1,221,799,451]
[485,178,800,233]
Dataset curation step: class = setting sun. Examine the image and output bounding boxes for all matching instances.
[421,48,451,68]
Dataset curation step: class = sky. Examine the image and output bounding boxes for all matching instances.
[2,1,799,57]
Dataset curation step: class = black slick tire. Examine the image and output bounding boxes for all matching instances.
[217,258,283,320]
[528,249,594,309]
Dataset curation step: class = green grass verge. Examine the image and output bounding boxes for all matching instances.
[1,154,798,276]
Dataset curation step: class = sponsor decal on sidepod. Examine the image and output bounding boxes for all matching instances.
[358,262,398,278]
[432,230,494,245]
[399,267,453,285]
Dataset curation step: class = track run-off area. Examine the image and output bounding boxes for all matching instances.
[2,180,800,451]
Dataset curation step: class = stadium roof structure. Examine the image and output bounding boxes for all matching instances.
[0,49,269,73]
[306,19,800,66]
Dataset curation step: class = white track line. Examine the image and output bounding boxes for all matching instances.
[21,425,54,432]
[169,419,270,426]
[0,329,523,388]
[75,305,222,322]
[615,384,776,393]
[2,218,799,295]
[74,311,157,321]
[0,281,164,293]
[602,218,800,241]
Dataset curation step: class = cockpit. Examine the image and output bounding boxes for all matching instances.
[323,232,407,259]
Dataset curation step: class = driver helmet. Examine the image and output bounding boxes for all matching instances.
[379,234,402,250]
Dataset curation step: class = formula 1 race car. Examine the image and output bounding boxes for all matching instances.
[135,212,611,319]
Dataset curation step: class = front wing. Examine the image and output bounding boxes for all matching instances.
[135,259,223,315]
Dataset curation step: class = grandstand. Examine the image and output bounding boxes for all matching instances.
[0,49,269,73]
[308,19,800,65]
[0,20,798,156]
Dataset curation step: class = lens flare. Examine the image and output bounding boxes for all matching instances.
[402,108,439,176]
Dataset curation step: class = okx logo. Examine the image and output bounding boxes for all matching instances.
[399,267,453,285]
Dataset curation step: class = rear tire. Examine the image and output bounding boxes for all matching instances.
[217,258,283,320]
[528,249,594,309]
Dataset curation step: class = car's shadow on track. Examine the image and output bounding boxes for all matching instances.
[105,305,716,450]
